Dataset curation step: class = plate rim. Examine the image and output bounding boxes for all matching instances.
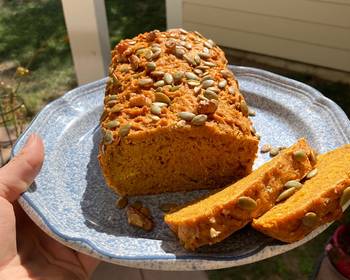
[14,66,350,269]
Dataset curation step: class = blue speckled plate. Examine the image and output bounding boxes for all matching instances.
[15,66,350,271]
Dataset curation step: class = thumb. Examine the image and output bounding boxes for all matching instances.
[0,134,44,202]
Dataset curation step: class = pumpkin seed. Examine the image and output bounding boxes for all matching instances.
[240,100,249,116]
[151,103,161,115]
[153,102,168,108]
[194,69,203,75]
[203,47,210,54]
[221,69,234,78]
[175,120,187,128]
[237,196,257,211]
[135,48,146,56]
[164,73,174,85]
[130,55,140,70]
[208,39,215,46]
[197,95,209,101]
[194,30,204,38]
[276,187,296,202]
[194,85,202,94]
[198,52,210,59]
[185,42,192,49]
[150,71,164,78]
[175,47,185,58]
[196,65,210,70]
[218,80,227,89]
[204,89,218,100]
[201,75,213,81]
[155,92,171,104]
[302,212,318,227]
[119,123,132,137]
[106,120,120,129]
[269,147,280,157]
[183,54,196,65]
[159,203,178,213]
[111,105,123,113]
[191,114,207,126]
[293,150,306,161]
[202,79,215,89]
[165,40,176,49]
[209,227,221,238]
[150,115,160,122]
[204,41,213,49]
[169,85,181,92]
[204,61,216,67]
[120,65,129,73]
[248,108,256,116]
[185,72,199,80]
[194,54,201,64]
[250,126,256,134]
[178,111,195,121]
[340,186,350,206]
[179,28,188,34]
[103,130,113,144]
[151,46,161,53]
[154,80,165,87]
[228,86,235,94]
[151,50,161,59]
[188,80,201,87]
[284,180,303,189]
[144,49,153,60]
[306,168,318,179]
[100,110,109,122]
[138,78,153,87]
[146,62,156,71]
[207,87,219,93]
[260,144,271,153]
[116,197,128,209]
[107,100,118,106]
[128,40,136,45]
[107,95,118,101]
[151,43,161,48]
[173,71,184,82]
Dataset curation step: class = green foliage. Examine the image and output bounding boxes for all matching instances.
[105,0,166,47]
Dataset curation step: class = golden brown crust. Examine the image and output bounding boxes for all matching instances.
[252,144,350,243]
[98,29,259,196]
[164,139,316,250]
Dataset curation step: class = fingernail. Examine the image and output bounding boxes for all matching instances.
[25,134,38,149]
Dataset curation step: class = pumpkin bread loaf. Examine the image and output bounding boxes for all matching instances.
[252,144,350,243]
[164,139,316,250]
[98,29,259,196]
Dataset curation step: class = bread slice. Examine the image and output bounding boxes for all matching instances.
[98,29,259,196]
[164,139,316,250]
[252,144,350,243]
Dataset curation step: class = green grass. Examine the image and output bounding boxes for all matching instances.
[0,0,165,118]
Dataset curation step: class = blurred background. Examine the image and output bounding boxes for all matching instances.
[0,0,349,279]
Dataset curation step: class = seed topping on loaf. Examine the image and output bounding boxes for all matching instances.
[101,29,255,147]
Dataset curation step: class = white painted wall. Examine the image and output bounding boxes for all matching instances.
[167,0,350,72]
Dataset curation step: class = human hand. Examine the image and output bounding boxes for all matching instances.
[0,134,99,279]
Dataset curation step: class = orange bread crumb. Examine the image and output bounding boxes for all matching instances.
[164,139,316,250]
[252,144,350,243]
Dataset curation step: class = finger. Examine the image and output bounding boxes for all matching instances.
[0,197,17,265]
[0,134,44,202]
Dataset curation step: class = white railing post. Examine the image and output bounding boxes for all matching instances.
[61,0,110,85]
